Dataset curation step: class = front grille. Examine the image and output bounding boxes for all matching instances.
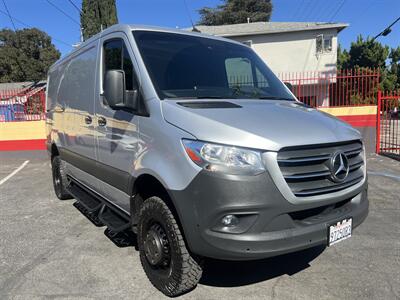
[277,141,364,197]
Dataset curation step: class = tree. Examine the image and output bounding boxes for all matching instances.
[347,35,389,69]
[198,0,272,26]
[337,36,399,90]
[337,44,350,70]
[81,0,118,40]
[389,47,400,89]
[0,28,60,83]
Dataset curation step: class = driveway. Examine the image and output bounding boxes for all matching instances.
[0,151,399,299]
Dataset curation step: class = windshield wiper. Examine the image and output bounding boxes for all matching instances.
[195,96,225,99]
[257,96,295,101]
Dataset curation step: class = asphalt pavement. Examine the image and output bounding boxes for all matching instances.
[0,151,399,300]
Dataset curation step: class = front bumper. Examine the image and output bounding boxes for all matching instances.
[169,170,369,261]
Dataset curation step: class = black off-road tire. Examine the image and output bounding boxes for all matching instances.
[52,156,72,200]
[138,196,203,297]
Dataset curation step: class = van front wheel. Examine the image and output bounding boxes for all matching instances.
[137,196,202,297]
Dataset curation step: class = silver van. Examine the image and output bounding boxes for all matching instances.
[46,24,368,296]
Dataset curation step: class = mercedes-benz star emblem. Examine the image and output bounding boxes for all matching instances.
[330,152,349,182]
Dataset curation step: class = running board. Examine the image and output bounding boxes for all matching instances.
[73,201,104,227]
[68,180,103,213]
[67,176,131,232]
[98,205,131,232]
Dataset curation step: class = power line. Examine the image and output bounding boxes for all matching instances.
[373,16,400,40]
[67,0,82,15]
[0,8,73,47]
[349,0,375,27]
[329,0,346,22]
[1,0,27,80]
[291,0,305,21]
[298,0,314,21]
[45,0,80,26]
[1,0,17,31]
[303,0,320,22]
[313,1,334,21]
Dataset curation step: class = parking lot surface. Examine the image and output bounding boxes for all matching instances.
[0,151,399,300]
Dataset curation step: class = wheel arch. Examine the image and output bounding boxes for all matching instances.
[131,173,187,241]
[50,143,60,161]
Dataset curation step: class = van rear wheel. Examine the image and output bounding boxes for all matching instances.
[52,156,72,200]
[137,196,202,297]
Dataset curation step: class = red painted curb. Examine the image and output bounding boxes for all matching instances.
[0,139,46,151]
[337,115,376,127]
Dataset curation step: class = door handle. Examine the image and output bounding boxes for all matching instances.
[98,116,107,127]
[84,115,92,125]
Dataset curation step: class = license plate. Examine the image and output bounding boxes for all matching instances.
[328,218,352,246]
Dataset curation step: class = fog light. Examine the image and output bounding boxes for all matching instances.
[221,215,239,227]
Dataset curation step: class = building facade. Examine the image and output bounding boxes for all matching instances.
[195,22,348,106]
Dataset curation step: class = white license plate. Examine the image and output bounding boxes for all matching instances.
[328,218,352,246]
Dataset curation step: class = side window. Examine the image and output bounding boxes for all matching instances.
[225,57,254,88]
[255,67,269,88]
[104,39,122,72]
[123,45,135,90]
[103,39,136,91]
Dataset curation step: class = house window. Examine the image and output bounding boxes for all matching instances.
[225,57,270,88]
[324,36,332,52]
[225,57,254,87]
[316,35,323,54]
[316,35,333,54]
[242,40,252,47]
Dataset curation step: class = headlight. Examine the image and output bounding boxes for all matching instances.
[182,139,265,175]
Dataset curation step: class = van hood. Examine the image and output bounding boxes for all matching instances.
[161,99,361,151]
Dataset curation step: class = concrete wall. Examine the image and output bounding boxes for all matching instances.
[0,120,46,151]
[0,107,377,153]
[319,106,377,154]
[230,29,338,75]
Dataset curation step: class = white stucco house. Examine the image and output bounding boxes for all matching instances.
[194,22,348,106]
[195,22,348,74]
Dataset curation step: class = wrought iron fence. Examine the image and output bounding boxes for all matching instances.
[0,68,382,122]
[377,90,400,160]
[0,88,46,122]
[277,68,380,108]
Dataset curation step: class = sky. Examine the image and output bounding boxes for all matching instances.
[0,0,399,57]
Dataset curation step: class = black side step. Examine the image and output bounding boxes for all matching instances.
[67,176,131,233]
[73,201,105,227]
[98,205,131,232]
[68,180,103,213]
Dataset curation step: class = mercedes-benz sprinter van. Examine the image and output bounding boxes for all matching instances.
[46,24,368,297]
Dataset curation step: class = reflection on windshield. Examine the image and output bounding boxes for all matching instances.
[133,30,295,101]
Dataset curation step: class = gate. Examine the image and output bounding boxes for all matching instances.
[376,90,400,159]
[278,68,380,107]
[0,88,46,122]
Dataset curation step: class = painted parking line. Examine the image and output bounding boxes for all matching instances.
[0,160,30,186]
[368,171,400,182]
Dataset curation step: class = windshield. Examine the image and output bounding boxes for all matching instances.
[133,30,295,101]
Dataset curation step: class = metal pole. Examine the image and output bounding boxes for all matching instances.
[376,90,382,154]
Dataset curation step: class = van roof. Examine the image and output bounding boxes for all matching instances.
[50,24,242,70]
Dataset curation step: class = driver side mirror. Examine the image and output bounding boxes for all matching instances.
[104,70,139,111]
[284,82,293,92]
